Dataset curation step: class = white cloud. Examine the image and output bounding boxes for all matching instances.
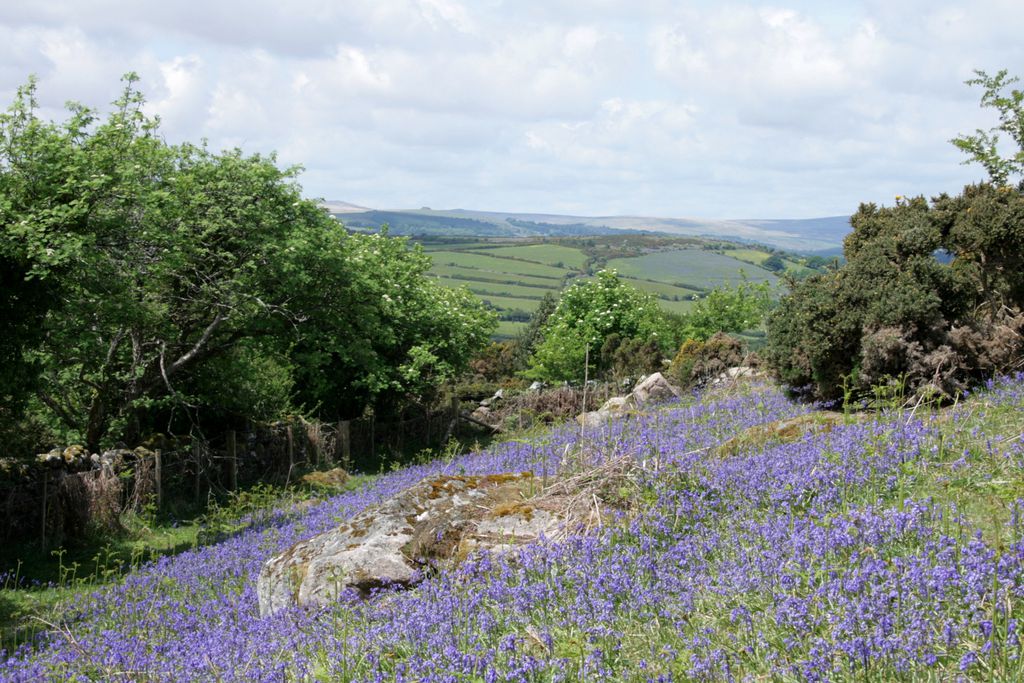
[0,1,1021,218]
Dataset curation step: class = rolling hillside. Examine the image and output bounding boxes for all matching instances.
[420,236,818,338]
[328,202,851,253]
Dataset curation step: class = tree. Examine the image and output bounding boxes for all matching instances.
[0,75,495,453]
[951,70,1024,186]
[526,270,669,382]
[677,280,773,342]
[762,254,786,272]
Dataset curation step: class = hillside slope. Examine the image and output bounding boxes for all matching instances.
[327,201,850,252]
[6,375,1024,680]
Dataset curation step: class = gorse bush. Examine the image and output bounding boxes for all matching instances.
[767,71,1024,401]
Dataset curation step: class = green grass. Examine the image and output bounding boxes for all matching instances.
[622,277,703,300]
[431,251,572,278]
[494,320,527,339]
[433,277,556,300]
[723,248,770,265]
[0,468,378,653]
[607,249,779,289]
[470,244,588,269]
[429,264,563,288]
[655,298,696,314]
[477,294,542,313]
[886,394,1024,547]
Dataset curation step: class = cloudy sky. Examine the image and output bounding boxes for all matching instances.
[0,1,1021,218]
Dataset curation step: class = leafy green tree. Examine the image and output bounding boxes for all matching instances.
[0,75,495,453]
[762,254,786,272]
[285,228,496,418]
[512,291,558,368]
[678,280,773,342]
[526,270,669,382]
[951,70,1024,186]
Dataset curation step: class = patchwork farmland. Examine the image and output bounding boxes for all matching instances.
[419,236,800,338]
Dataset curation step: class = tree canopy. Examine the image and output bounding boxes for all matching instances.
[765,71,1024,401]
[526,270,669,382]
[0,75,495,454]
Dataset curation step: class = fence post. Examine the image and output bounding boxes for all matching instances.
[285,425,295,485]
[337,421,351,470]
[193,440,203,506]
[154,449,163,510]
[226,431,238,492]
[40,470,48,552]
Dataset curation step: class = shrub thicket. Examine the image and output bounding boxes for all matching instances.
[766,71,1024,400]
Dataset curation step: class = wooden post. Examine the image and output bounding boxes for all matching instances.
[193,440,202,505]
[154,450,163,510]
[226,431,238,492]
[285,425,295,485]
[337,421,351,470]
[312,425,321,468]
[40,471,48,552]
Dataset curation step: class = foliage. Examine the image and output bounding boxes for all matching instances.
[677,279,773,342]
[951,69,1024,186]
[526,270,670,382]
[761,253,785,272]
[767,187,1024,400]
[767,71,1024,401]
[668,333,747,388]
[467,341,520,383]
[0,76,495,454]
[598,334,663,381]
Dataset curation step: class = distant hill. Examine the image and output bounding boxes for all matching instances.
[323,202,851,253]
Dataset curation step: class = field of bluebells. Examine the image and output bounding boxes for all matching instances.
[4,375,1024,681]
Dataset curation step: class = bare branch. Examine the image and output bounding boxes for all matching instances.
[167,310,226,377]
[36,389,82,432]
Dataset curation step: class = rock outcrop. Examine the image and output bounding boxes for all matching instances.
[576,372,680,427]
[257,472,562,616]
[631,372,681,405]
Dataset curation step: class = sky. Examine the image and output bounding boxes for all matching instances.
[0,1,1021,219]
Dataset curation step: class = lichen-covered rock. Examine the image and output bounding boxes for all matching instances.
[716,412,850,458]
[600,396,635,415]
[711,365,758,385]
[299,467,350,490]
[576,395,637,428]
[257,472,559,616]
[631,372,681,405]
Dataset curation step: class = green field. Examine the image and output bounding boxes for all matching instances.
[421,238,789,338]
[607,249,779,288]
[656,299,696,315]
[494,320,527,339]
[434,277,554,300]
[725,248,770,265]
[725,248,812,277]
[429,263,563,288]
[431,251,572,278]
[470,244,588,269]
[475,294,542,312]
[622,277,703,300]
[419,241,498,252]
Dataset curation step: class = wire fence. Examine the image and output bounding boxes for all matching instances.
[0,403,461,550]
